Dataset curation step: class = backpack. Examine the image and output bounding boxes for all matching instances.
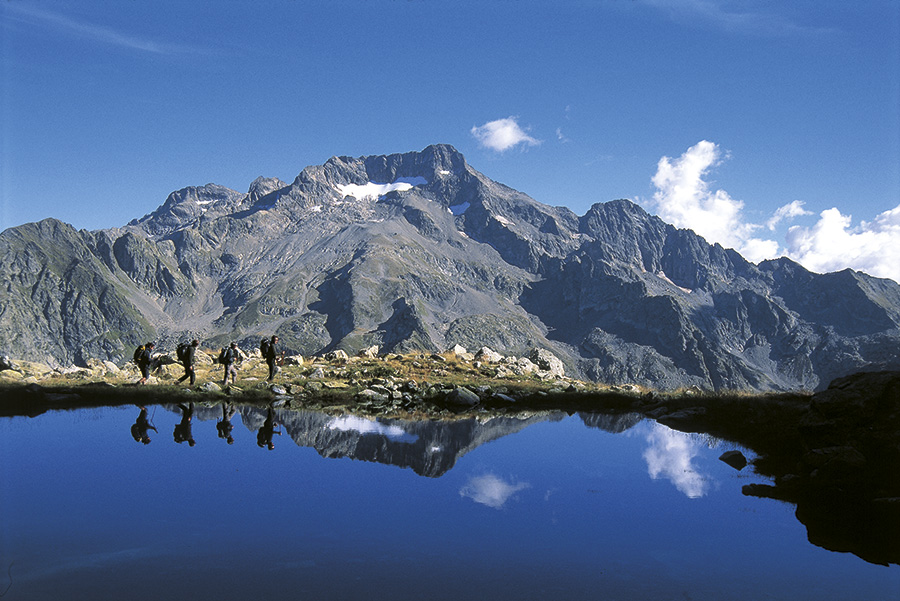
[218,348,227,365]
[260,338,271,358]
[176,342,189,362]
[133,345,145,364]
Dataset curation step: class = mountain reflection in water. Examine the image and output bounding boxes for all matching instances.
[170,402,566,477]
[1,403,898,601]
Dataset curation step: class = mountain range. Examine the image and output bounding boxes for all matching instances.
[2,144,899,391]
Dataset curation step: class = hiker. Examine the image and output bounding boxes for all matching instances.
[136,342,155,385]
[176,339,200,386]
[216,402,236,444]
[173,402,195,446]
[256,406,282,450]
[130,406,157,444]
[264,335,281,381]
[222,342,239,385]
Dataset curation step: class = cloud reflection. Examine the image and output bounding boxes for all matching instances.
[460,474,530,509]
[643,423,709,498]
[326,415,418,444]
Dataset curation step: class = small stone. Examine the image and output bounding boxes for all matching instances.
[719,450,748,470]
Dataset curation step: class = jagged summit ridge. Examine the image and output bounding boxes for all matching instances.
[1,145,899,390]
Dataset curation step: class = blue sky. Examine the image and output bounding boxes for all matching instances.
[2,1,899,281]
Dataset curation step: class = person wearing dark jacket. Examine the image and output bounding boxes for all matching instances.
[177,339,200,385]
[222,342,239,385]
[130,406,157,444]
[265,335,280,381]
[216,402,236,444]
[256,406,282,450]
[137,342,155,385]
[173,402,195,446]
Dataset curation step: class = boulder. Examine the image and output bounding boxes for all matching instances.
[359,345,380,359]
[529,348,565,377]
[514,357,537,374]
[325,350,349,363]
[153,352,177,366]
[0,369,24,381]
[284,355,305,366]
[448,344,474,361]
[200,382,222,393]
[475,347,503,363]
[358,388,389,403]
[102,360,121,375]
[0,355,15,371]
[446,386,480,407]
[195,351,217,366]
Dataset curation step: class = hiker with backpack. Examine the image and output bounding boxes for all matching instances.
[135,342,155,385]
[256,406,282,450]
[176,339,200,386]
[222,342,240,385]
[130,406,157,444]
[262,335,281,381]
[216,402,237,444]
[173,402,195,446]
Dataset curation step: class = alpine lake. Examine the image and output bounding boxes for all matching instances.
[1,374,899,600]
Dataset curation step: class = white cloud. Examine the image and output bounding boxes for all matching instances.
[459,473,530,509]
[766,200,812,230]
[471,117,541,152]
[650,140,777,262]
[784,205,900,282]
[649,140,900,283]
[643,423,709,498]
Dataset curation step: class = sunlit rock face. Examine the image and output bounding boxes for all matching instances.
[2,144,899,390]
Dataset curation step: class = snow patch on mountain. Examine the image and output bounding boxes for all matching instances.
[336,176,427,200]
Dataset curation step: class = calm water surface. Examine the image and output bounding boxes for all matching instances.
[1,404,897,600]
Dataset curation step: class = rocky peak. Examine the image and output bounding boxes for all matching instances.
[247,176,287,203]
[128,183,243,237]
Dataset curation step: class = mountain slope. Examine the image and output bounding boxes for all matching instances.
[1,144,898,389]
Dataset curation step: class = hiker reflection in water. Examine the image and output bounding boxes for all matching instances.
[173,402,196,446]
[256,407,282,450]
[130,406,157,444]
[217,402,236,444]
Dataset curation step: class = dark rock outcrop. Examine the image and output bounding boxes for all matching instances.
[742,371,900,565]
